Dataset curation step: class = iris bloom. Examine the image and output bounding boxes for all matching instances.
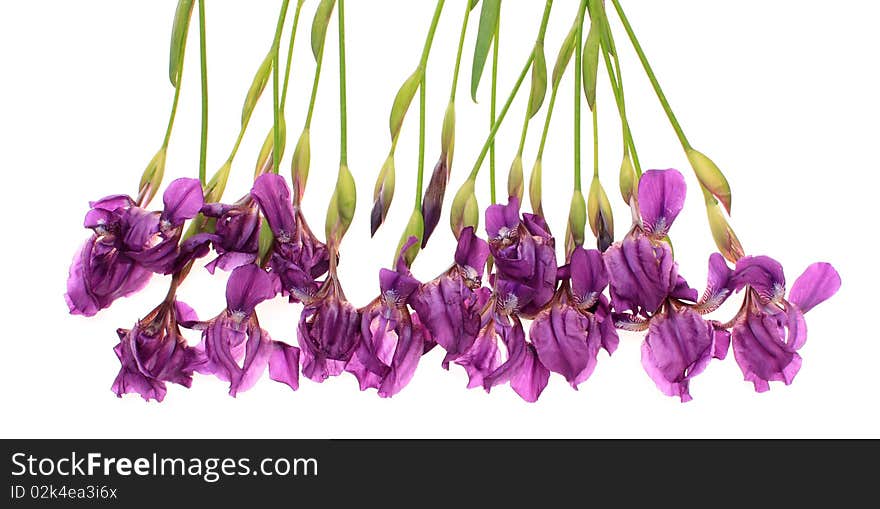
[112,300,204,402]
[725,256,840,392]
[347,237,427,397]
[411,227,492,368]
[529,247,619,388]
[297,272,361,383]
[187,264,300,396]
[250,174,329,303]
[485,197,558,318]
[66,178,204,316]
[607,170,729,402]
[178,198,261,274]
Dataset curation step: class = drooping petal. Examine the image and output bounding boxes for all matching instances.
[711,322,731,360]
[378,319,425,398]
[731,310,802,393]
[604,234,676,315]
[65,238,152,316]
[250,173,296,239]
[731,256,786,304]
[521,212,553,241]
[225,264,277,317]
[268,341,301,391]
[297,296,361,382]
[509,344,550,402]
[788,262,841,314]
[485,197,521,240]
[569,247,608,307]
[530,301,599,388]
[454,227,490,281]
[161,178,204,226]
[482,316,529,390]
[641,307,715,402]
[637,169,686,238]
[455,321,503,389]
[697,253,734,312]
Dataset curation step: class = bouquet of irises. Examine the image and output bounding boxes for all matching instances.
[66,0,840,403]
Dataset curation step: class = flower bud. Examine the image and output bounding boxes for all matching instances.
[618,151,637,204]
[390,69,422,143]
[370,154,395,237]
[254,119,287,178]
[507,156,524,203]
[528,42,547,119]
[204,160,232,204]
[291,128,311,202]
[582,20,600,111]
[529,159,544,216]
[311,0,336,62]
[395,209,424,267]
[450,178,479,238]
[326,164,357,243]
[242,52,273,127]
[421,156,449,248]
[169,0,195,87]
[706,198,744,263]
[687,148,732,214]
[587,176,614,250]
[441,101,456,168]
[568,190,587,248]
[257,219,274,265]
[552,22,577,90]
[138,147,167,207]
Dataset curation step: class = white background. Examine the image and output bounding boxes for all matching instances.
[1,1,877,438]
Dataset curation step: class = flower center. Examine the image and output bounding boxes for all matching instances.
[498,293,519,315]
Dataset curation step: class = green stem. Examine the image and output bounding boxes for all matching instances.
[161,30,189,150]
[339,0,347,166]
[280,1,305,113]
[489,14,499,204]
[419,0,445,70]
[592,104,599,179]
[535,85,559,160]
[467,53,534,181]
[414,0,445,207]
[516,0,553,157]
[304,4,331,129]
[271,0,291,174]
[197,0,208,186]
[610,0,690,151]
[449,1,471,102]
[602,50,641,176]
[573,0,588,191]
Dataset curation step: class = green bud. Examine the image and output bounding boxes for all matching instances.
[587,176,614,241]
[257,220,274,265]
[395,209,424,267]
[552,22,578,89]
[138,147,167,207]
[370,154,396,236]
[254,119,287,178]
[507,156,524,203]
[390,69,422,143]
[441,101,456,168]
[311,0,336,62]
[528,42,548,119]
[326,164,357,243]
[529,159,544,217]
[687,148,732,214]
[568,190,587,248]
[242,52,273,128]
[706,198,744,263]
[204,160,232,204]
[582,20,600,112]
[291,129,311,201]
[169,0,195,87]
[450,179,479,238]
[619,152,637,204]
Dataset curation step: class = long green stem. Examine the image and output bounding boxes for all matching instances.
[489,14,499,204]
[197,0,208,186]
[338,0,347,166]
[449,1,471,102]
[592,105,599,178]
[414,0,445,207]
[280,1,305,113]
[467,53,534,181]
[610,0,690,151]
[271,0,291,173]
[304,5,330,129]
[602,50,641,176]
[516,0,553,157]
[535,86,559,160]
[573,0,588,191]
[161,34,189,150]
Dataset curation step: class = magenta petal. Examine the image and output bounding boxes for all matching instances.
[378,321,424,398]
[225,264,277,317]
[162,178,204,226]
[268,341,301,391]
[641,307,715,402]
[297,297,361,382]
[637,169,686,237]
[66,238,152,316]
[605,235,676,315]
[788,262,841,313]
[510,344,550,402]
[570,247,609,304]
[455,324,502,389]
[731,256,786,303]
[732,310,802,393]
[712,323,731,360]
[530,303,597,388]
[485,197,521,240]
[454,227,490,278]
[411,276,486,368]
[251,173,296,238]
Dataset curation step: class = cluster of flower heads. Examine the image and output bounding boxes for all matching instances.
[67,168,840,403]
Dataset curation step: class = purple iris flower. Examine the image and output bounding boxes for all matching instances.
[411,227,492,368]
[725,256,840,392]
[607,169,729,402]
[251,174,329,303]
[66,179,204,316]
[185,264,300,396]
[485,197,558,318]
[529,247,619,388]
[112,300,204,402]
[297,274,361,383]
[178,198,261,274]
[346,237,427,397]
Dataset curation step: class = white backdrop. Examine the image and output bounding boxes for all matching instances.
[1,1,877,438]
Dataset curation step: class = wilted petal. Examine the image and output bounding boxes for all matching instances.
[731,310,802,393]
[731,256,786,304]
[456,322,503,389]
[637,169,686,237]
[641,307,715,402]
[510,344,550,402]
[788,262,841,314]
[162,178,204,226]
[66,238,152,316]
[712,322,731,360]
[530,302,598,388]
[482,316,528,390]
[251,173,296,239]
[298,296,361,382]
[605,235,676,315]
[522,212,553,241]
[268,341,300,391]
